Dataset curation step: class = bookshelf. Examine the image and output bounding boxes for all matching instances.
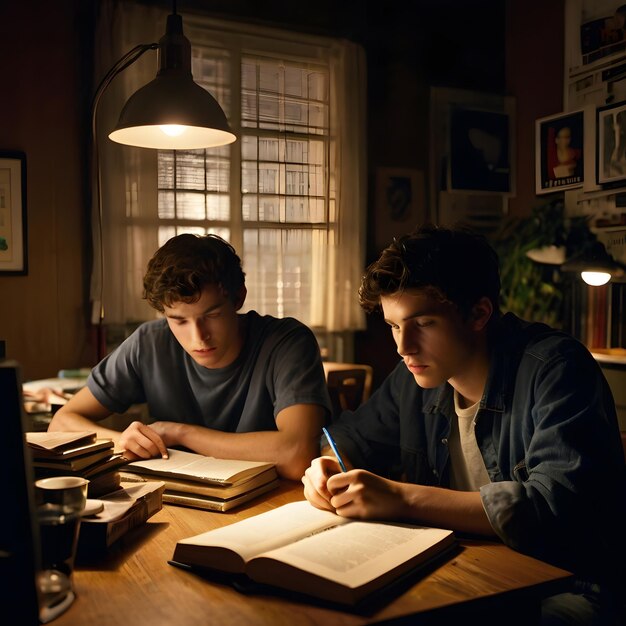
[564,278,626,431]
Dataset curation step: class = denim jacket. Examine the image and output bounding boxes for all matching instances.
[328,313,626,587]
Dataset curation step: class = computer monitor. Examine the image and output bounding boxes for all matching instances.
[0,359,41,625]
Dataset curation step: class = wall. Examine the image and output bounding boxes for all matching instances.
[0,0,565,388]
[0,0,96,381]
[506,0,565,218]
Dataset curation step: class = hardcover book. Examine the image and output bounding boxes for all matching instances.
[122,449,278,511]
[170,500,456,605]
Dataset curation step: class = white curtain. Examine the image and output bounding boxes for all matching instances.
[92,0,366,332]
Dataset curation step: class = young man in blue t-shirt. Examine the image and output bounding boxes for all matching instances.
[50,234,331,480]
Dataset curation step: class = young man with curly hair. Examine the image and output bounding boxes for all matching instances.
[51,234,331,480]
[302,224,625,624]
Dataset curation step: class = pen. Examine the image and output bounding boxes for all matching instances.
[322,427,347,472]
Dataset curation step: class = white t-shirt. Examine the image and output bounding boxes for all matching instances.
[448,389,491,491]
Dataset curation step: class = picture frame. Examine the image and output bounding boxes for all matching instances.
[0,151,27,275]
[535,110,585,194]
[374,167,425,252]
[597,99,626,185]
[447,107,513,195]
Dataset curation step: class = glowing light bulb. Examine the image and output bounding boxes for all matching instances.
[581,271,611,286]
[159,124,186,137]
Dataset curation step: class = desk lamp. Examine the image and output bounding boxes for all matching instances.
[91,1,237,358]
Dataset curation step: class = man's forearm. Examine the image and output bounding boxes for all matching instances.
[399,482,496,537]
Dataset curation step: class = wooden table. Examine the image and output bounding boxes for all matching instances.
[55,481,573,625]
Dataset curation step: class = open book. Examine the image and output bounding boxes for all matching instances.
[170,501,456,605]
[123,449,278,511]
[125,449,275,485]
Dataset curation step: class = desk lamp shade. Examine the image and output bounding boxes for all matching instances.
[108,12,236,150]
[561,241,624,286]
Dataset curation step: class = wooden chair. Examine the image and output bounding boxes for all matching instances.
[322,361,373,417]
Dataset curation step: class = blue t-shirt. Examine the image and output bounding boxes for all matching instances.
[87,311,331,432]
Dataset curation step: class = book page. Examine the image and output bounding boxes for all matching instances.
[252,520,454,589]
[176,501,348,564]
[127,449,273,484]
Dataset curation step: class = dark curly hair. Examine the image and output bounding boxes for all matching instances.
[358,224,501,320]
[143,233,246,312]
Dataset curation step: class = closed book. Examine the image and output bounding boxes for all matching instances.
[26,431,97,453]
[163,479,279,512]
[170,501,456,606]
[120,467,278,500]
[32,446,117,472]
[28,437,113,460]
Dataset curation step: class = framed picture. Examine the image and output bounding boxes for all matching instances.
[0,151,27,275]
[374,167,425,251]
[447,107,513,195]
[535,110,585,194]
[597,100,626,185]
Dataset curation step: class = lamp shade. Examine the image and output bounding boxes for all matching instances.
[108,13,236,150]
[561,241,624,285]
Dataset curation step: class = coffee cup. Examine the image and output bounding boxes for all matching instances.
[35,476,88,619]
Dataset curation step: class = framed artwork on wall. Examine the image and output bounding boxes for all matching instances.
[374,167,425,252]
[535,110,585,194]
[597,99,626,185]
[0,151,27,275]
[428,87,514,230]
[447,107,513,195]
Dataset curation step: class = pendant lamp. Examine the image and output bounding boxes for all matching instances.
[108,10,236,150]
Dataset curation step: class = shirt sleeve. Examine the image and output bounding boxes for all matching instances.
[480,343,625,580]
[87,328,146,413]
[267,322,332,418]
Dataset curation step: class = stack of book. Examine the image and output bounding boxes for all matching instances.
[26,431,128,497]
[120,448,279,512]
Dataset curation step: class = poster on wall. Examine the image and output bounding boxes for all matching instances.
[374,168,425,252]
[0,151,27,275]
[535,110,585,194]
[597,99,626,185]
[448,107,513,195]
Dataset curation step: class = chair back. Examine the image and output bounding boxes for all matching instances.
[323,362,373,417]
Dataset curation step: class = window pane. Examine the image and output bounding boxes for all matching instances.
[158,226,177,247]
[205,158,230,192]
[242,195,258,221]
[284,66,307,97]
[242,162,258,193]
[258,196,280,221]
[177,193,205,220]
[308,71,327,101]
[176,152,206,190]
[242,136,258,160]
[259,138,279,161]
[286,164,307,195]
[191,46,232,120]
[259,162,279,194]
[243,228,322,320]
[158,152,175,187]
[206,194,230,221]
[158,191,176,219]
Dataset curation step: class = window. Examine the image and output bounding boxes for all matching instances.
[93,2,366,352]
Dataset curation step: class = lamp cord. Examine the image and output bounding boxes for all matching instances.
[91,43,158,358]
